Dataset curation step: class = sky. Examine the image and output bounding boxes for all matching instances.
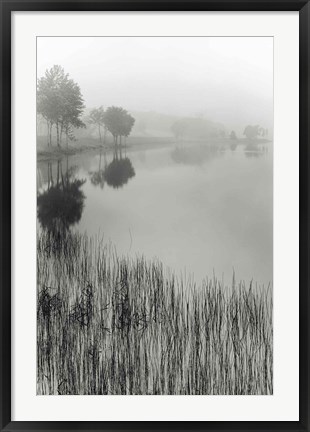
[37,37,273,132]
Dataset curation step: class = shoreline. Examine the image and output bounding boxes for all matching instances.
[37,136,272,162]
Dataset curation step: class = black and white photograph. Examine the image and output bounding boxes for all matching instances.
[36,36,273,396]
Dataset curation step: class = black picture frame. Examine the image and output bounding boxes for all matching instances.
[1,1,309,431]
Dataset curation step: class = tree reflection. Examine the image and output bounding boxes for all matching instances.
[89,150,107,189]
[244,143,264,158]
[88,148,135,190]
[37,158,86,232]
[103,148,135,189]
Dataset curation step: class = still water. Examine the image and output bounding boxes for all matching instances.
[37,142,273,287]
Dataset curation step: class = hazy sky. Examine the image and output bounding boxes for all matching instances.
[37,37,273,131]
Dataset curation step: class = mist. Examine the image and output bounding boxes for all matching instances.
[37,36,273,396]
[37,36,273,135]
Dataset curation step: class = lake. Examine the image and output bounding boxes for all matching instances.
[37,141,273,288]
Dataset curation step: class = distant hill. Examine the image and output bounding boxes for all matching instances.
[130,111,227,139]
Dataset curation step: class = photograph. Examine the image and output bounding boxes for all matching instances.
[36,36,273,396]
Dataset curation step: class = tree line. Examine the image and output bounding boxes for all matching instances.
[170,119,269,142]
[243,125,268,140]
[37,65,135,148]
[88,105,135,146]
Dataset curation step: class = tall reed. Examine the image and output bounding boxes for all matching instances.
[37,230,273,395]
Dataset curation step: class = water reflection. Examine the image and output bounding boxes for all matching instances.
[90,148,135,189]
[171,145,219,166]
[37,158,86,232]
[244,143,267,158]
[36,143,272,286]
[89,151,107,189]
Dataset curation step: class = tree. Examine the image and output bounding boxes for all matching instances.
[258,127,268,138]
[120,112,135,143]
[88,106,106,143]
[243,125,261,140]
[171,119,187,140]
[37,65,63,146]
[59,78,85,147]
[230,130,237,140]
[103,106,135,145]
[37,65,85,147]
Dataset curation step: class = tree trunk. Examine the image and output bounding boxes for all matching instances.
[98,125,102,143]
[56,122,60,147]
[50,123,53,146]
[66,126,69,149]
[60,123,63,146]
[47,121,50,147]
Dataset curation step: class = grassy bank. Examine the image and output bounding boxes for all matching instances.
[37,230,273,395]
[37,136,177,162]
[37,137,104,162]
[37,136,272,162]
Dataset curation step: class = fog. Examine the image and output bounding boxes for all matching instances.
[37,36,273,134]
[37,37,274,394]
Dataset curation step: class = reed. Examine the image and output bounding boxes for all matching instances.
[37,230,273,395]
